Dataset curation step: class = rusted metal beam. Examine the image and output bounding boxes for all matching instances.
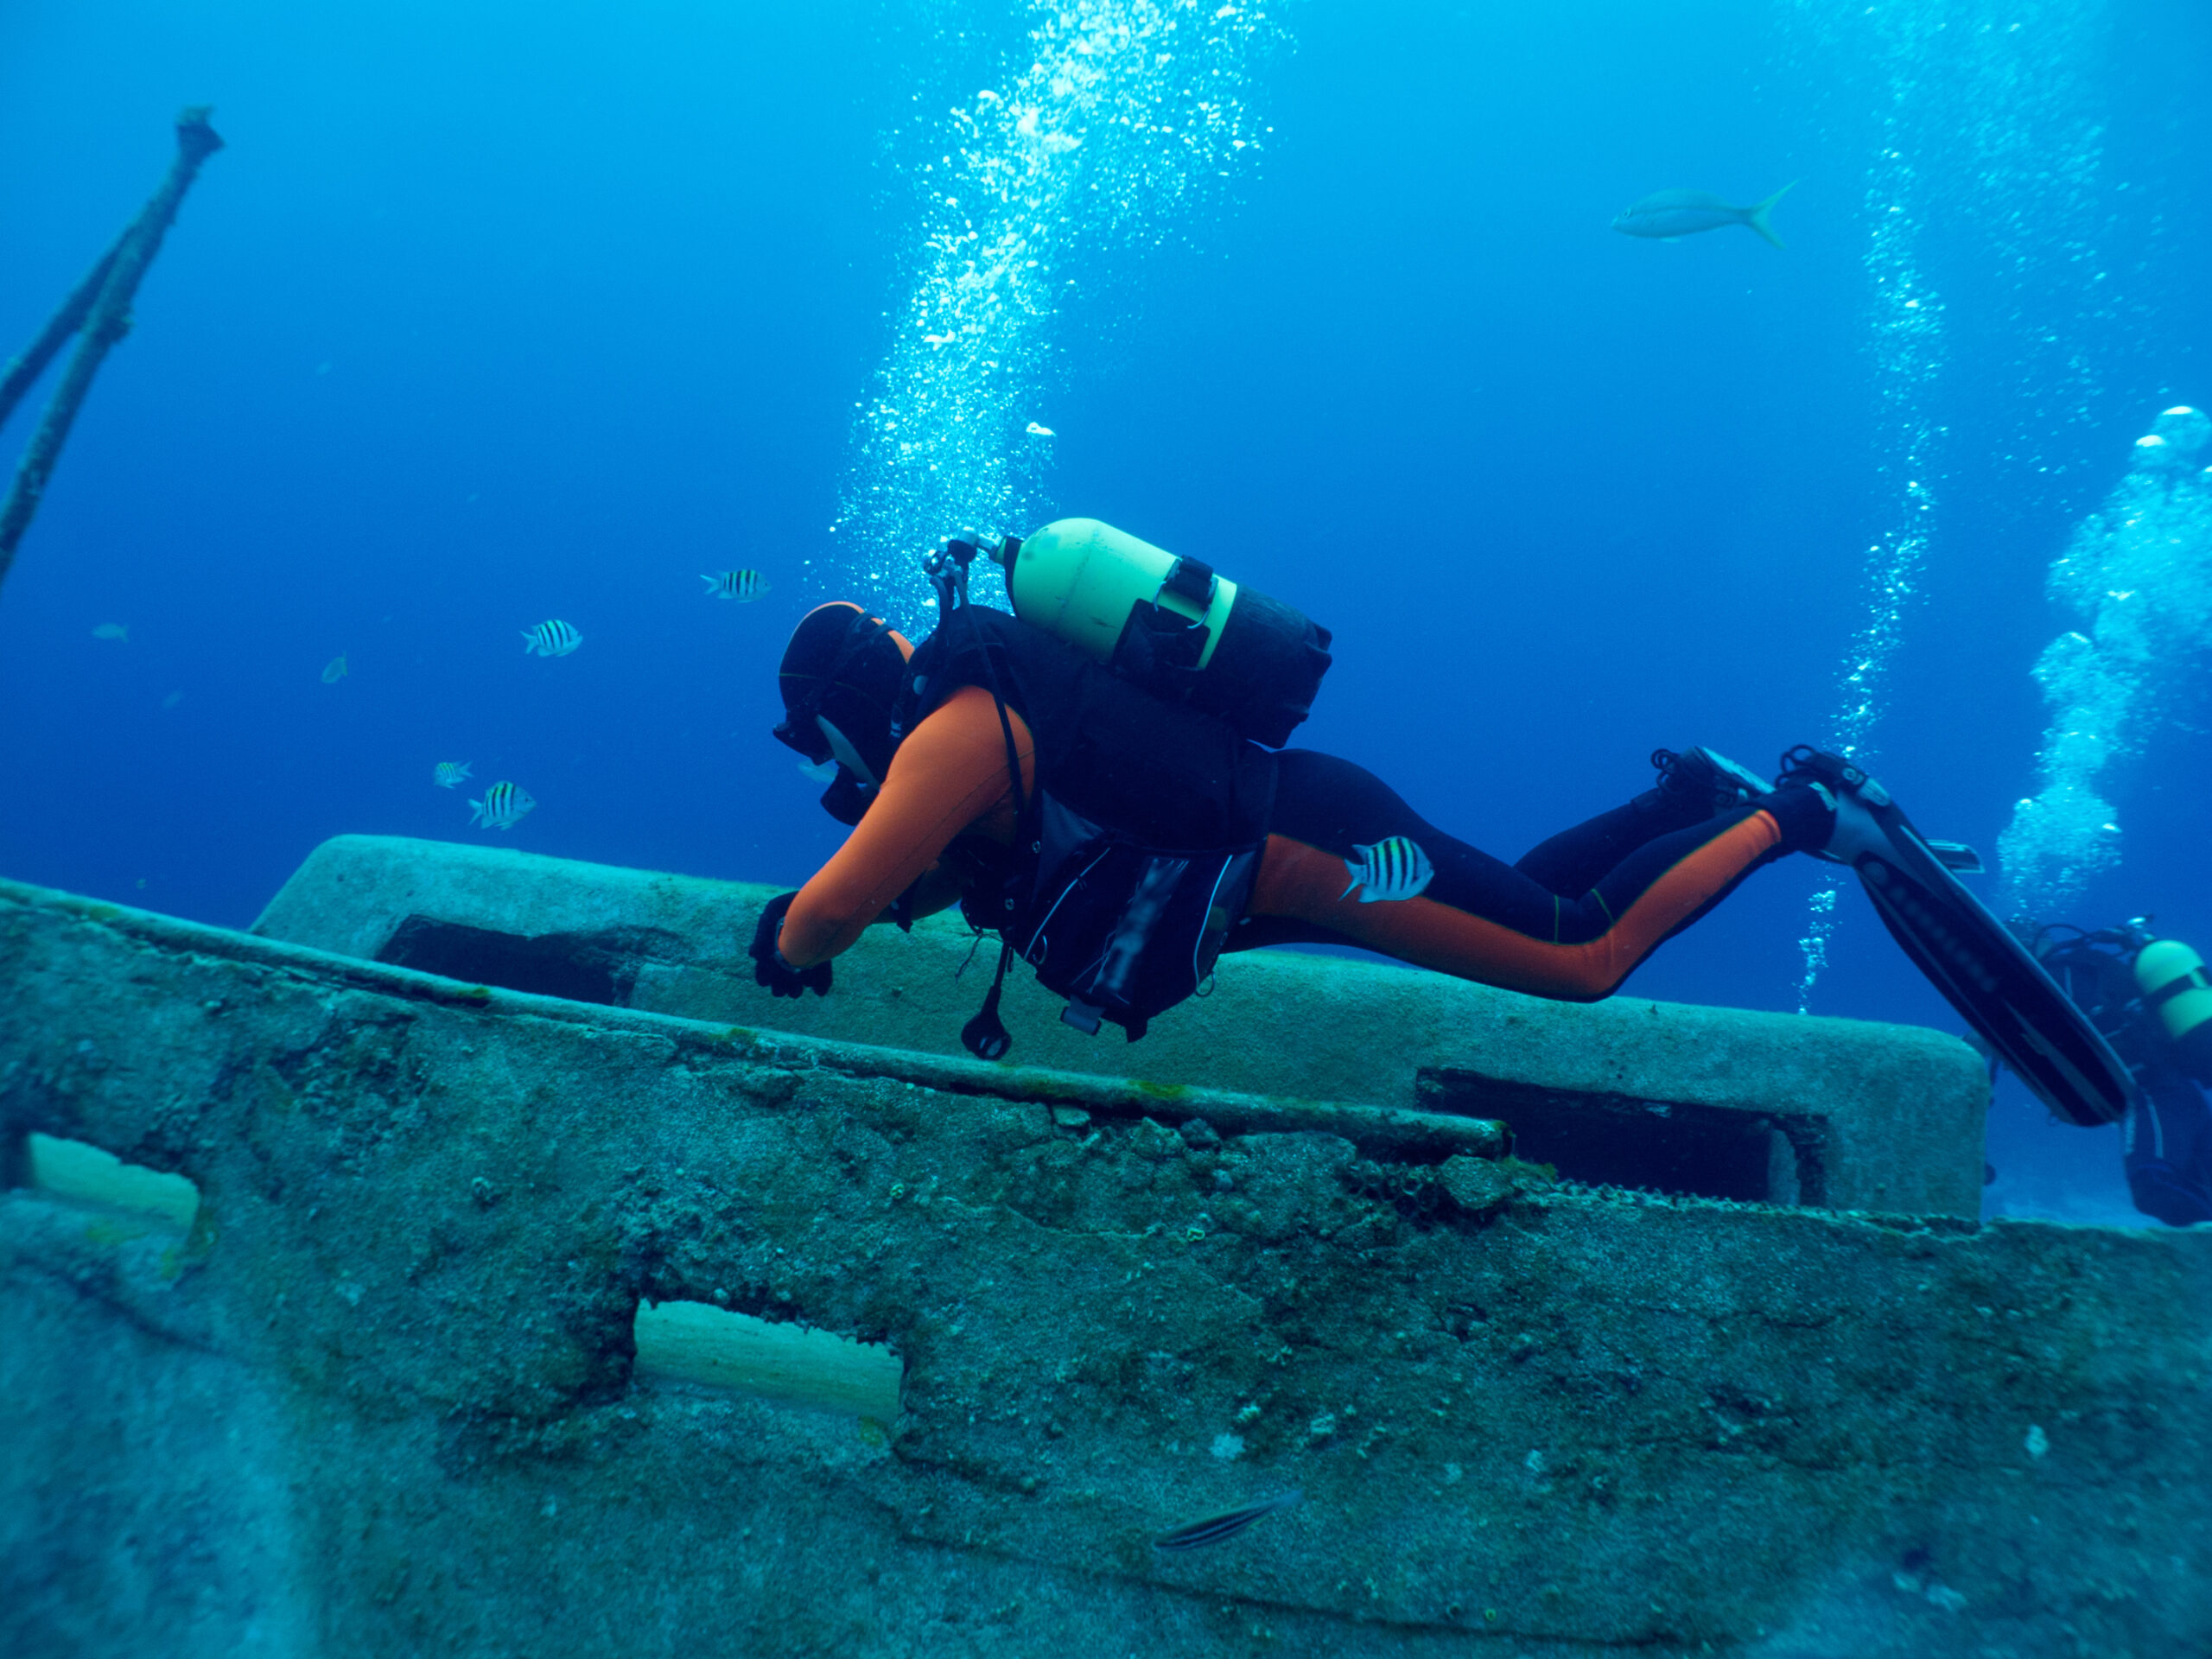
[0,107,225,594]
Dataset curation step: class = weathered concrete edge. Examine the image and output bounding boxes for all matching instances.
[0,877,1508,1163]
[240,835,1990,1220]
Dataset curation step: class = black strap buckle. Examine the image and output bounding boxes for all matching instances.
[1154,556,1217,620]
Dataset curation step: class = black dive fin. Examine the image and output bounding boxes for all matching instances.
[1923,838,1984,874]
[1827,772,2134,1128]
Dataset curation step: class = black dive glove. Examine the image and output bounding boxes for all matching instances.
[749,893,832,998]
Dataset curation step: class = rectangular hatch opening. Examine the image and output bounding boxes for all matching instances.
[1419,1069,1828,1205]
[10,1132,201,1230]
[374,916,683,1007]
[632,1300,902,1421]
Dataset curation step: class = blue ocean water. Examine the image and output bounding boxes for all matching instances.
[3,0,2209,1224]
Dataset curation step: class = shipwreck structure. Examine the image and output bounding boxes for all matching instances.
[3,837,2209,1657]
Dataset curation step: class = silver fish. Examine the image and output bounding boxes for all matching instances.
[1340,836,1434,904]
[1612,182,1795,249]
[433,761,474,790]
[1154,1490,1302,1552]
[702,570,769,601]
[521,619,582,657]
[468,781,537,830]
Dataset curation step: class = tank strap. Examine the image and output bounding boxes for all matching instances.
[1159,556,1217,610]
[2145,965,2210,1008]
[957,595,1028,819]
[949,591,1029,1060]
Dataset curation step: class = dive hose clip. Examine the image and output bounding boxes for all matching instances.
[925,528,1012,613]
[924,531,977,613]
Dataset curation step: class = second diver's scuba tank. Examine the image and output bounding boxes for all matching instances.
[991,518,1332,748]
[2135,936,2212,1085]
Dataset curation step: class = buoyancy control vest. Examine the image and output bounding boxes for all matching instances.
[893,603,1277,1048]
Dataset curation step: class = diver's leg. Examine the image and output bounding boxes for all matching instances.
[1515,798,1694,898]
[1516,748,1775,896]
[2125,1068,2212,1226]
[1254,751,1830,1001]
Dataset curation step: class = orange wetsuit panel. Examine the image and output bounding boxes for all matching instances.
[779,686,1035,968]
[1249,809,1783,1002]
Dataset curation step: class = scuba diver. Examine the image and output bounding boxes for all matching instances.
[749,518,2137,1131]
[2031,920,2212,1226]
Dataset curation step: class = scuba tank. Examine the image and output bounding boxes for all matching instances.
[991,518,1332,748]
[2135,937,2212,1084]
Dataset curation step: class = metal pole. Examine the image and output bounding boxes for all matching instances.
[0,107,226,594]
[0,244,120,433]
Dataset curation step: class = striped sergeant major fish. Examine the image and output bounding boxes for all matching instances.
[521,619,582,657]
[432,761,474,790]
[468,781,536,830]
[1154,1491,1302,1553]
[1340,836,1434,904]
[702,570,769,601]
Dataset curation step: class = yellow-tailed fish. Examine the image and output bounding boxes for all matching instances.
[1611,183,1795,249]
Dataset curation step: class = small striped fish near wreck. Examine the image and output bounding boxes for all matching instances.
[1339,836,1433,903]
[702,570,768,601]
[468,781,536,830]
[1153,1491,1302,1553]
[521,619,582,657]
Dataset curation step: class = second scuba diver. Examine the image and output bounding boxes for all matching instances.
[2030,921,2212,1225]
[749,518,1936,1063]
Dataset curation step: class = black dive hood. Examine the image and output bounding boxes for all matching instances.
[772,601,910,819]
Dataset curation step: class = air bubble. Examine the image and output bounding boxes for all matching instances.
[1999,409,2212,912]
[832,2,1287,619]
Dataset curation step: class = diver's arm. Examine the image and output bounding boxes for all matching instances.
[779,687,1035,968]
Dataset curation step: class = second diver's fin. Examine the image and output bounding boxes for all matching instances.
[1783,747,2135,1128]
